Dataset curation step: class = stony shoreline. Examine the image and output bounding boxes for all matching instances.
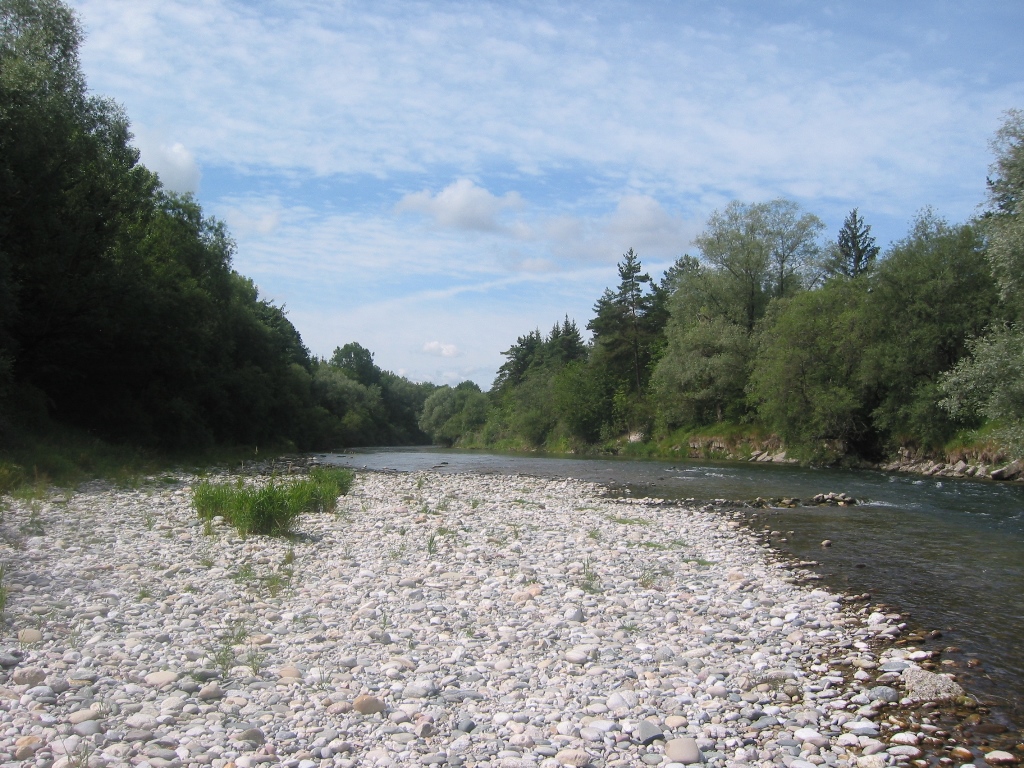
[0,469,1015,768]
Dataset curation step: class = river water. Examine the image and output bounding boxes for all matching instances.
[322,447,1024,730]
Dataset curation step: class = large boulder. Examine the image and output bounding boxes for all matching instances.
[901,666,964,701]
[990,459,1023,481]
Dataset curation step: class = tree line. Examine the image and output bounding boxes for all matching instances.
[0,0,435,452]
[421,111,1024,463]
[5,0,1022,465]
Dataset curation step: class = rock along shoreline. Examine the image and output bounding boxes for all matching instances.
[0,468,1015,768]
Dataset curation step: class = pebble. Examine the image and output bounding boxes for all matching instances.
[985,752,1019,765]
[637,719,665,745]
[665,737,702,763]
[16,627,43,644]
[0,468,984,768]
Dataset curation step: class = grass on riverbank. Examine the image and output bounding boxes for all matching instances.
[192,468,354,537]
[0,422,304,498]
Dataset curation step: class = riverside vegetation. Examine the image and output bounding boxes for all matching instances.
[418,114,1024,473]
[191,468,354,537]
[3,0,1024,478]
[0,0,437,487]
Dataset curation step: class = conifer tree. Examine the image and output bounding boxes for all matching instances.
[829,208,879,278]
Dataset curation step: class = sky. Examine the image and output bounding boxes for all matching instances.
[67,0,1024,387]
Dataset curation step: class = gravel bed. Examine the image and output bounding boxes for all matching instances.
[0,469,994,768]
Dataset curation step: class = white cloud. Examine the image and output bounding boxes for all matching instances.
[66,0,1024,385]
[543,195,698,265]
[134,133,201,193]
[396,179,523,231]
[423,341,459,357]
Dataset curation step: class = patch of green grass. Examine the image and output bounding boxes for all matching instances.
[470,499,481,509]
[19,507,44,537]
[389,541,407,559]
[607,515,650,526]
[587,528,601,540]
[671,538,689,548]
[192,469,353,537]
[426,532,438,556]
[638,569,660,589]
[0,564,8,617]
[245,644,266,676]
[209,621,248,678]
[638,541,667,550]
[580,557,600,594]
[619,622,639,633]
[264,571,290,597]
[137,586,152,600]
[304,467,355,512]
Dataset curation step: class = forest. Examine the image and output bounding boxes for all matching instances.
[3,0,1023,469]
[0,0,436,458]
[420,114,1024,464]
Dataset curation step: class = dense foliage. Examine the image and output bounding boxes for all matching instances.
[420,117,1022,462]
[0,0,433,452]
[5,0,1021,466]
[938,109,1024,455]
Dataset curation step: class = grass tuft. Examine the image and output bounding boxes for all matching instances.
[191,468,354,537]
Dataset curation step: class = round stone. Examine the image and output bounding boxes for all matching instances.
[984,752,1018,765]
[353,694,386,714]
[17,628,43,644]
[144,670,179,687]
[665,737,702,764]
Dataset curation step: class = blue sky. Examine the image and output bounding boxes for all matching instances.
[68,0,1024,386]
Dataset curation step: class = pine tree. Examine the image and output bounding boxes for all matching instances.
[829,208,879,278]
[588,249,662,394]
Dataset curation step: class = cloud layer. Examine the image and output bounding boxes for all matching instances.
[67,0,1024,384]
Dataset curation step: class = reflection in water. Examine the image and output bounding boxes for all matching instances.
[324,447,1024,723]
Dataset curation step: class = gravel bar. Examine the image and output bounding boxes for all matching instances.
[0,469,998,768]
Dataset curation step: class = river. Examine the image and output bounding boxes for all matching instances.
[322,447,1024,734]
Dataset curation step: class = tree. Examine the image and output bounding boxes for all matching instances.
[826,208,880,278]
[653,200,824,429]
[938,110,1024,457]
[588,249,665,394]
[693,200,824,332]
[985,109,1024,317]
[492,330,544,393]
[330,342,380,387]
[860,213,996,449]
[748,279,872,455]
[940,324,1024,456]
[419,382,488,446]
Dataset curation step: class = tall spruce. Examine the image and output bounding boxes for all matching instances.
[830,208,880,278]
[588,249,664,394]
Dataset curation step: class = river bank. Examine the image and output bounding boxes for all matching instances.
[461,435,1024,487]
[0,468,1014,768]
